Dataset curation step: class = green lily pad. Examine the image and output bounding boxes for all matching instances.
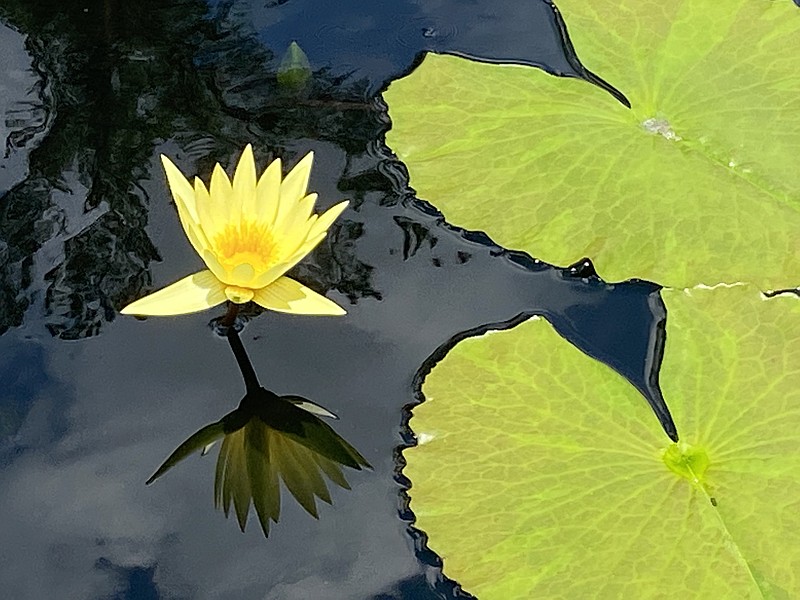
[406,286,800,598]
[385,1,800,288]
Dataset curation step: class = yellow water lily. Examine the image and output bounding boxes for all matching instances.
[121,145,348,316]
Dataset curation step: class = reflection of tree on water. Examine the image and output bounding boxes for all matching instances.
[0,0,380,339]
[0,0,620,339]
[146,312,370,536]
[0,0,677,435]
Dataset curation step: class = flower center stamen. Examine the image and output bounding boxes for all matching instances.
[213,221,277,271]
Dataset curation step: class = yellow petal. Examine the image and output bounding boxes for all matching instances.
[161,157,209,257]
[161,155,200,222]
[291,231,328,262]
[256,157,281,225]
[194,177,221,239]
[281,229,327,270]
[210,163,234,223]
[296,192,318,222]
[275,151,313,226]
[248,261,295,290]
[277,192,318,243]
[202,248,233,284]
[120,270,226,316]
[230,263,256,287]
[246,229,327,291]
[270,200,347,276]
[254,276,345,315]
[280,151,314,202]
[248,238,317,289]
[233,144,257,217]
[175,203,211,260]
[308,200,349,239]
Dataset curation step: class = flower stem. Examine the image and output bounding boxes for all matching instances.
[220,302,239,328]
[222,303,260,394]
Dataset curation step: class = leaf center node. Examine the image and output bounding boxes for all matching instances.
[661,441,710,485]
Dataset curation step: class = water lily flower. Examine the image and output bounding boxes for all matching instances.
[121,145,348,316]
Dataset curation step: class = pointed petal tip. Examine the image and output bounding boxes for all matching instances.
[329,199,350,215]
[305,200,350,241]
[237,144,255,166]
[290,300,346,316]
[160,155,191,184]
[212,162,230,180]
[266,156,282,171]
[120,302,150,316]
[325,199,349,216]
[160,155,187,180]
[287,151,315,180]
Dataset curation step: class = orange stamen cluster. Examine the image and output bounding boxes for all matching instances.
[214,221,276,264]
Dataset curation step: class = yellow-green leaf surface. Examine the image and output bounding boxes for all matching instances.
[407,286,800,598]
[385,0,800,288]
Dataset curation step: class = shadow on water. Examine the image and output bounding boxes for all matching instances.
[1,1,670,598]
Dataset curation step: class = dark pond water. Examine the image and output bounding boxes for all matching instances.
[0,1,668,598]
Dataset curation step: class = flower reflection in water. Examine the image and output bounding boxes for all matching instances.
[147,323,370,536]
